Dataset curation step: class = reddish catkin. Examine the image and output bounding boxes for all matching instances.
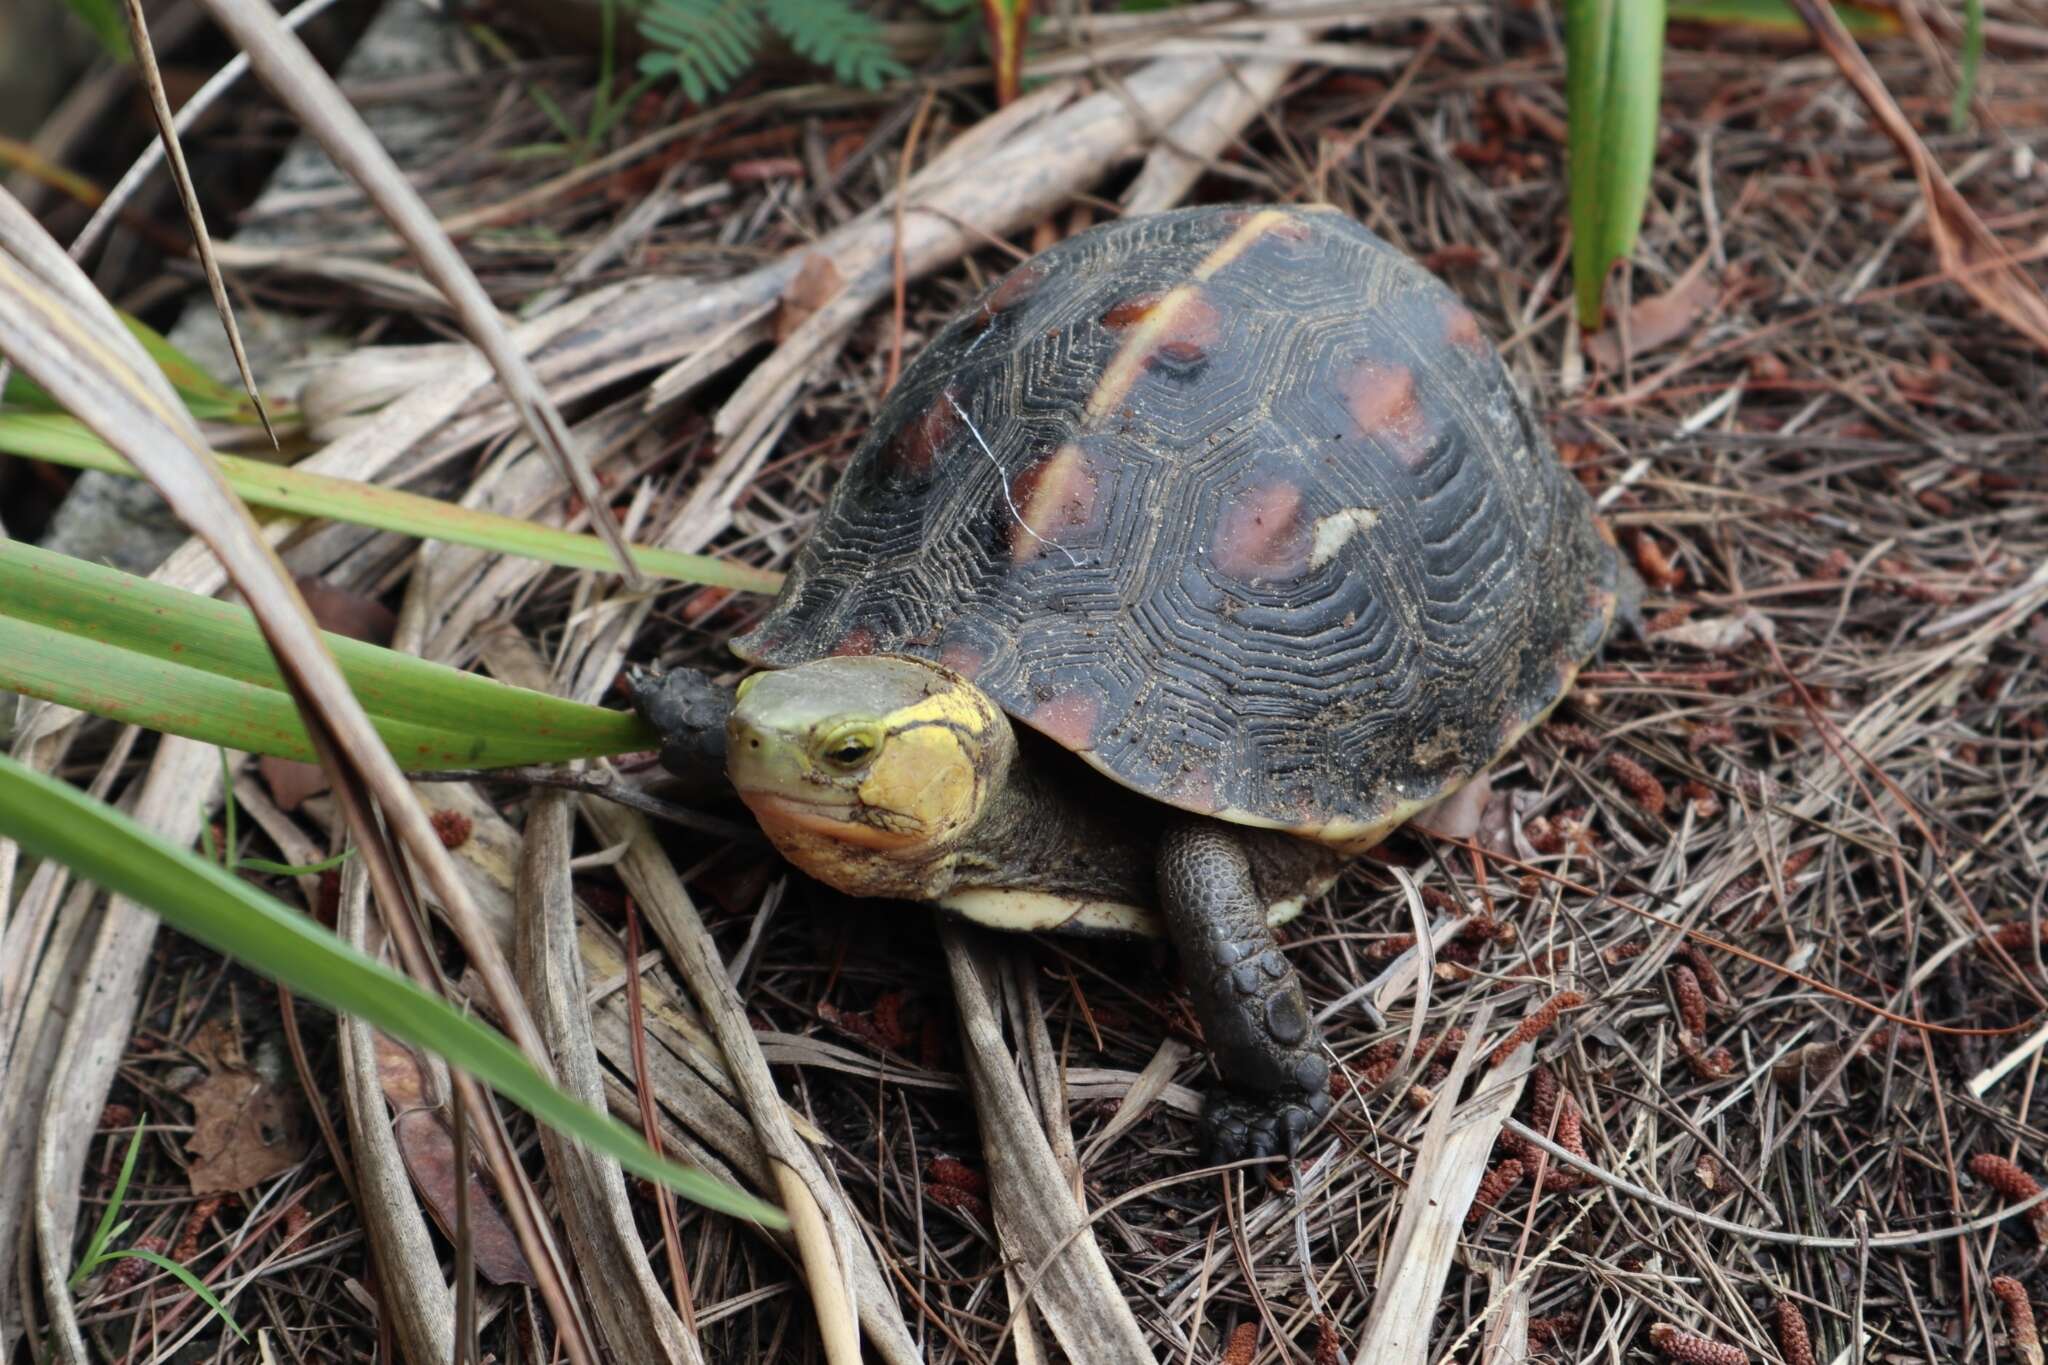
[1969,1153,2048,1240]
[1312,1315,1344,1365]
[428,808,473,849]
[1540,1097,1589,1191]
[1467,1159,1525,1224]
[1683,780,1723,820]
[101,1234,169,1292]
[1603,940,1650,966]
[925,1182,989,1222]
[1673,944,1731,1004]
[926,1156,987,1195]
[1774,1301,1815,1365]
[1671,965,1709,1038]
[1528,1064,1560,1125]
[1527,1311,1582,1348]
[1546,722,1601,752]
[1221,1321,1260,1365]
[1644,604,1695,634]
[1680,1039,1736,1081]
[1607,753,1667,819]
[1367,933,1420,961]
[1490,991,1587,1067]
[1991,1276,2043,1365]
[1647,1323,1749,1364]
[1986,921,2047,952]
[174,1195,225,1264]
[1688,720,1738,752]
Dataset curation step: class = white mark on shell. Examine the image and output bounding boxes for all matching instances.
[1308,506,1382,569]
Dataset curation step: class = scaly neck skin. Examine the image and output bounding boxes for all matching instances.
[940,733,1160,908]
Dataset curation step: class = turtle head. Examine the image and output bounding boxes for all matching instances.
[726,656,1014,898]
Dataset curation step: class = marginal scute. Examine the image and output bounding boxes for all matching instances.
[831,626,878,657]
[938,642,988,678]
[1029,689,1102,752]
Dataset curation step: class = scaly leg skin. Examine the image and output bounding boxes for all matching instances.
[1158,821,1331,1162]
[628,666,734,789]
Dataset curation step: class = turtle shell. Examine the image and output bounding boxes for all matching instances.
[733,205,1622,850]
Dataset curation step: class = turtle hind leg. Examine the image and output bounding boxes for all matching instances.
[1157,821,1331,1162]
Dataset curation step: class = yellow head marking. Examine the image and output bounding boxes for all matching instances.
[725,656,1016,899]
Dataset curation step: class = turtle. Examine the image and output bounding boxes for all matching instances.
[633,204,1630,1162]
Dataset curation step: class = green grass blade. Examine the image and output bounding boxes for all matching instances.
[0,539,660,768]
[71,1125,148,1288]
[97,1251,246,1340]
[0,412,782,594]
[1567,0,1667,330]
[1951,0,1983,131]
[1668,0,1898,35]
[0,752,786,1226]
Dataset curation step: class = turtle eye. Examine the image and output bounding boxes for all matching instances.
[817,722,883,771]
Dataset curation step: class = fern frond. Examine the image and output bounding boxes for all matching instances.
[761,0,908,92]
[636,0,764,103]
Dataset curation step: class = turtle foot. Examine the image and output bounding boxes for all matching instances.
[1200,1088,1331,1164]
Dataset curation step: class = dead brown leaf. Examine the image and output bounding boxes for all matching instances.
[259,577,396,810]
[181,1022,307,1195]
[1413,769,1493,841]
[373,1034,535,1286]
[1585,250,1719,368]
[1652,610,1775,653]
[777,253,845,343]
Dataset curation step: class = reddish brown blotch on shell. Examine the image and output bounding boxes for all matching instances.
[831,626,878,657]
[1007,445,1100,562]
[1030,690,1102,751]
[883,392,960,478]
[1213,481,1309,581]
[1340,360,1432,468]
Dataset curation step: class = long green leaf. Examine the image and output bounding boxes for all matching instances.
[3,313,253,421]
[0,539,659,768]
[1567,0,1667,330]
[0,752,785,1225]
[0,412,783,594]
[1668,0,1897,35]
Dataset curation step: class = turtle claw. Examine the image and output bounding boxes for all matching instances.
[1200,1089,1332,1164]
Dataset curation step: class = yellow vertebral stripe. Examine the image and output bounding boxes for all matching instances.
[1082,208,1302,424]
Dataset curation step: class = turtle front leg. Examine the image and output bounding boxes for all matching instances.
[628,666,734,789]
[1159,821,1331,1162]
